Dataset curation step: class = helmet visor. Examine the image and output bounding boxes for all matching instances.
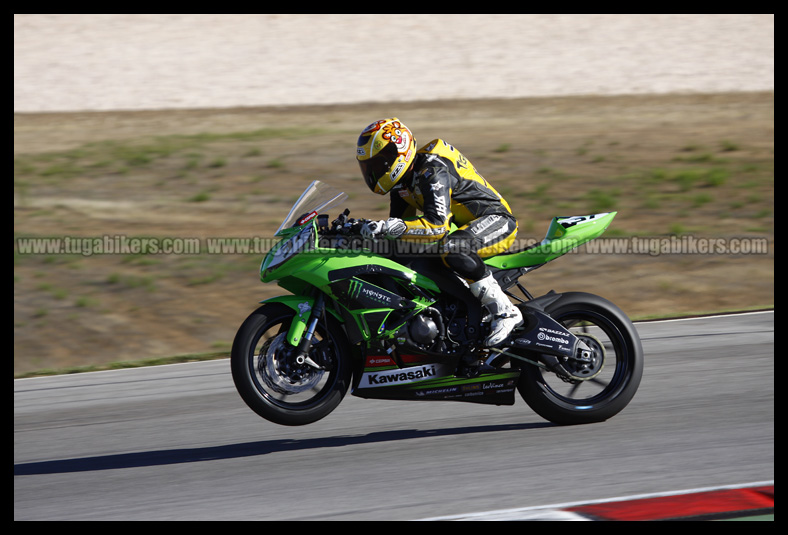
[358,141,399,192]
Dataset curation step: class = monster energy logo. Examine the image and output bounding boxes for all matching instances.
[348,280,392,305]
[348,279,363,299]
[361,287,391,304]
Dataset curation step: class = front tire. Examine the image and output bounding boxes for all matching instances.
[515,292,643,425]
[231,302,352,426]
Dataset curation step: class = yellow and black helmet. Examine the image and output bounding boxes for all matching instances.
[356,117,417,194]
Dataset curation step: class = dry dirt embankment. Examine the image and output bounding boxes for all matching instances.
[14,15,774,375]
[14,92,773,376]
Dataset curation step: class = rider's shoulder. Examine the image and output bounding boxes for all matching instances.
[417,139,457,156]
[416,139,463,172]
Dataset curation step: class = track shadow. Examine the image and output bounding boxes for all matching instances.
[15,421,553,476]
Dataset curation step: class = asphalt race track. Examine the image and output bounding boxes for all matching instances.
[14,311,773,521]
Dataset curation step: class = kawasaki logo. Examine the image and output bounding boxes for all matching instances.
[362,365,438,388]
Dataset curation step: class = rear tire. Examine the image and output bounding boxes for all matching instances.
[515,292,643,425]
[231,303,352,426]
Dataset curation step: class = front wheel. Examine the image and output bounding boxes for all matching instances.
[231,302,352,426]
[515,292,644,425]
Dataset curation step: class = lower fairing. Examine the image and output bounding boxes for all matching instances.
[351,352,520,406]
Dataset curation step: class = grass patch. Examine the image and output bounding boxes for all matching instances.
[13,94,774,377]
[666,168,729,191]
[187,190,212,202]
[13,127,326,181]
[14,351,231,379]
[584,188,619,212]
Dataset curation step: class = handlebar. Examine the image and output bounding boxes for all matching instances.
[314,208,373,250]
[315,209,419,260]
[320,208,369,237]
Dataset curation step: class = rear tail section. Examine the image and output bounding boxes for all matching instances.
[485,212,617,270]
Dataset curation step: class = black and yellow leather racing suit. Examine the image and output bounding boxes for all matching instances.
[388,139,518,281]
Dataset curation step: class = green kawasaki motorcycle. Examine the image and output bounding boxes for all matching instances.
[231,181,643,426]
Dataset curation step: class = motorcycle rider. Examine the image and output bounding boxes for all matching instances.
[357,117,523,346]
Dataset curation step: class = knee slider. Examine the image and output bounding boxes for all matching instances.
[443,250,487,281]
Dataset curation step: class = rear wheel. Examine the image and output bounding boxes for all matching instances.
[231,302,352,426]
[515,292,643,425]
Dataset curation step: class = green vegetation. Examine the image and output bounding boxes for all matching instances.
[13,94,774,377]
[15,351,230,379]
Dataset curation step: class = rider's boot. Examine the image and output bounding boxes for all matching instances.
[469,273,523,347]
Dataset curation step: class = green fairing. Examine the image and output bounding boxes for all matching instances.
[405,370,521,390]
[263,239,439,293]
[260,223,439,344]
[258,295,315,346]
[257,181,615,344]
[231,182,644,426]
[484,212,617,269]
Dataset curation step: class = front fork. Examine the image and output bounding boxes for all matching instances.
[293,293,326,369]
[261,293,330,371]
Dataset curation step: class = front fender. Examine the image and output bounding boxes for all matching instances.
[260,295,342,346]
[260,295,315,346]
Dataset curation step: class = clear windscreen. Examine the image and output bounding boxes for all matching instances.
[276,180,348,233]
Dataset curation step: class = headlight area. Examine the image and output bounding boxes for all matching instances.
[261,225,316,277]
